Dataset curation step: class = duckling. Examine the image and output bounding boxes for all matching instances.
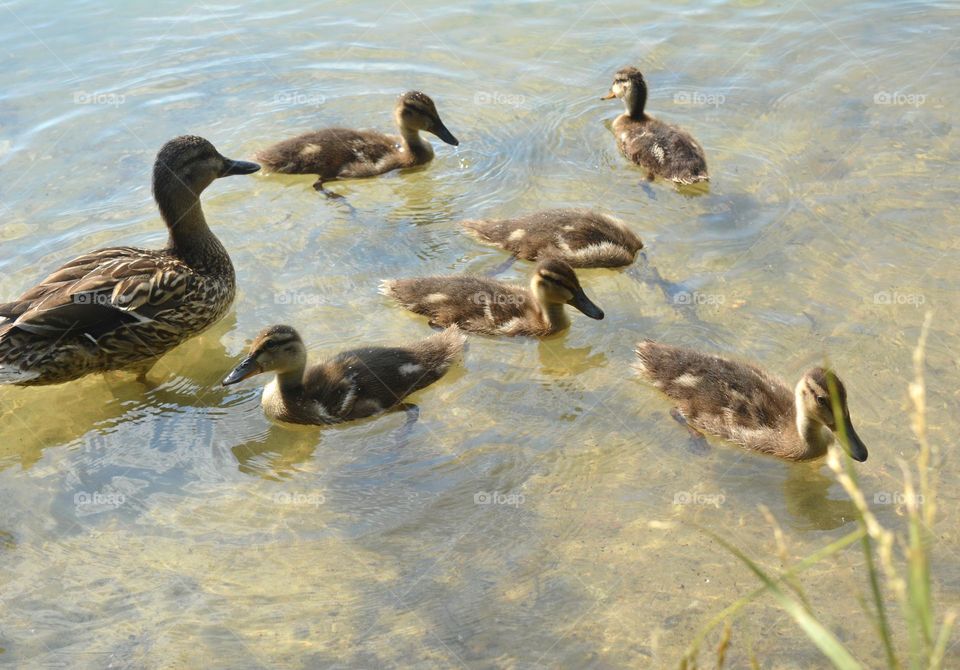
[380,258,604,337]
[257,91,459,196]
[603,67,708,185]
[459,208,643,268]
[0,136,259,386]
[633,341,868,462]
[222,324,465,425]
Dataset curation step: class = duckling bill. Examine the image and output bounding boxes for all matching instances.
[223,325,465,425]
[257,90,458,196]
[0,136,259,386]
[603,67,708,185]
[380,258,604,337]
[634,341,868,462]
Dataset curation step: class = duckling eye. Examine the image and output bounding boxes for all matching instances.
[816,395,828,408]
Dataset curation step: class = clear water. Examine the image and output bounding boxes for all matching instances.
[0,0,958,667]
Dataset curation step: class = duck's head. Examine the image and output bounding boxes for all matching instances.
[601,66,648,116]
[531,258,604,320]
[394,91,459,146]
[795,367,868,462]
[152,135,260,201]
[223,325,307,386]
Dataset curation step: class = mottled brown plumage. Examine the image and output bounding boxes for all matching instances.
[459,208,643,268]
[380,258,604,337]
[634,341,868,461]
[603,67,708,185]
[222,324,465,425]
[0,136,259,386]
[257,91,458,195]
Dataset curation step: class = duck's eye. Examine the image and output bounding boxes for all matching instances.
[816,395,828,408]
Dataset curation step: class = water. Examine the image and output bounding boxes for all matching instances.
[1,0,958,667]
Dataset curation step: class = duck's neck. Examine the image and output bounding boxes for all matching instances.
[794,388,832,458]
[158,185,231,272]
[264,366,307,415]
[539,302,570,332]
[624,85,647,120]
[399,127,434,162]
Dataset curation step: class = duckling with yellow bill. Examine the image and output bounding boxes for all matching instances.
[257,91,459,197]
[634,341,868,462]
[380,258,604,337]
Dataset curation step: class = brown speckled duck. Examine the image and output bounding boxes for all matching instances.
[257,91,459,196]
[603,67,708,185]
[634,341,868,462]
[222,324,465,425]
[380,258,604,337]
[460,208,643,268]
[0,136,259,386]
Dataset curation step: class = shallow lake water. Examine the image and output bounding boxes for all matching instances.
[0,0,958,667]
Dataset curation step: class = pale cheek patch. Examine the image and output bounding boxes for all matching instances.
[399,363,423,376]
[507,229,527,241]
[425,293,448,304]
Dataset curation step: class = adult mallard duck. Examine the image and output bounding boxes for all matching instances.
[380,258,604,337]
[257,90,459,197]
[222,324,465,425]
[633,341,868,462]
[459,208,643,268]
[0,136,259,386]
[603,67,708,185]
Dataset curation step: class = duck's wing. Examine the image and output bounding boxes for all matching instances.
[621,119,708,183]
[312,326,466,420]
[381,276,528,332]
[634,340,791,432]
[2,247,191,339]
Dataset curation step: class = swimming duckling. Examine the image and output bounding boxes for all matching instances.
[0,136,259,386]
[222,325,465,425]
[459,208,643,268]
[603,67,708,185]
[380,258,604,337]
[257,91,459,196]
[633,341,868,462]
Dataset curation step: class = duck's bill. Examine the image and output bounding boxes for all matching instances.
[222,355,263,386]
[221,159,261,177]
[430,121,459,146]
[837,416,868,462]
[601,91,616,100]
[568,289,604,320]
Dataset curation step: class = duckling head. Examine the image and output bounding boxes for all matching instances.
[601,66,648,117]
[394,91,459,146]
[153,135,260,202]
[531,258,604,320]
[795,367,868,462]
[223,325,307,386]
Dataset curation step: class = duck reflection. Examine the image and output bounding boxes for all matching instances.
[782,461,859,531]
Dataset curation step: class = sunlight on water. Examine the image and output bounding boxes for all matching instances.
[0,0,958,667]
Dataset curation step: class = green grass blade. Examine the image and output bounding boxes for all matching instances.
[705,530,862,670]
